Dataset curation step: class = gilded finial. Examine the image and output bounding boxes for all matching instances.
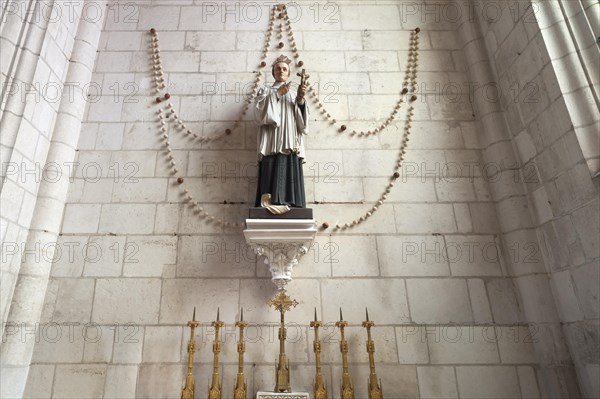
[311,307,327,399]
[365,307,369,322]
[234,308,248,399]
[363,310,382,399]
[193,306,196,321]
[339,307,343,321]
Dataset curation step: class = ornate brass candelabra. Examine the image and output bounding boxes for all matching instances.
[233,309,248,399]
[336,308,355,399]
[311,308,328,399]
[267,289,299,392]
[181,308,199,399]
[363,308,382,399]
[208,309,223,399]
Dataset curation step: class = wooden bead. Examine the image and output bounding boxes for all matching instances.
[322,222,329,229]
[340,125,347,131]
[278,42,284,48]
[150,28,156,34]
[297,60,303,67]
[164,93,171,99]
[415,27,421,33]
[177,177,184,184]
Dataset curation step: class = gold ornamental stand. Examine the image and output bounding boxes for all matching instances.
[181,308,199,399]
[311,308,328,399]
[337,308,355,399]
[208,309,223,399]
[267,289,299,392]
[363,308,383,399]
[233,309,248,399]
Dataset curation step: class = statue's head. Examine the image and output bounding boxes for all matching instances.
[271,55,292,82]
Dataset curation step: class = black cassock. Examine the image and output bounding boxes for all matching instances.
[253,82,308,208]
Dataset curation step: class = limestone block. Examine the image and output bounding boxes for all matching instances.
[496,326,538,364]
[136,364,184,398]
[469,203,500,233]
[184,32,235,52]
[486,278,524,324]
[395,325,430,364]
[321,279,409,324]
[122,235,176,277]
[314,177,363,203]
[429,326,500,364]
[468,279,493,322]
[289,4,341,31]
[316,72,370,94]
[94,122,125,151]
[166,177,250,203]
[572,200,600,261]
[407,279,472,323]
[177,235,254,277]
[447,235,502,276]
[92,278,161,324]
[159,278,239,324]
[111,178,167,203]
[162,51,200,73]
[314,203,396,233]
[113,327,144,364]
[517,366,541,399]
[154,204,179,234]
[52,278,95,322]
[515,275,560,323]
[363,177,436,203]
[103,32,143,52]
[377,235,449,277]
[86,95,124,122]
[23,364,55,399]
[138,6,181,30]
[98,204,156,234]
[156,151,188,178]
[81,235,125,277]
[104,365,137,399]
[551,270,584,322]
[394,204,457,234]
[346,51,399,72]
[456,366,520,399]
[143,326,183,363]
[572,261,600,320]
[454,204,473,233]
[61,204,101,233]
[235,32,269,51]
[83,326,115,363]
[53,365,107,399]
[163,72,215,95]
[179,6,226,30]
[340,5,401,30]
[300,51,346,72]
[77,123,99,150]
[417,366,458,398]
[329,235,379,277]
[303,31,362,51]
[201,52,246,73]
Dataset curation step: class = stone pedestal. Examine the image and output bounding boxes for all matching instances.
[244,208,317,289]
[256,391,309,399]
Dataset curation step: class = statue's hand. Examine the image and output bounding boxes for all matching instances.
[296,84,307,102]
[277,82,290,98]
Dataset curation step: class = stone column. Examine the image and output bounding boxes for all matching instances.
[456,2,581,398]
[0,2,107,397]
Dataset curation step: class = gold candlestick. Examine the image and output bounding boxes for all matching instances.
[336,308,355,399]
[208,308,223,399]
[362,308,382,399]
[181,307,199,399]
[233,309,248,399]
[311,308,328,399]
[267,289,299,392]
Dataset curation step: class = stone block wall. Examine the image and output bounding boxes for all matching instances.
[0,0,592,398]
[463,1,598,397]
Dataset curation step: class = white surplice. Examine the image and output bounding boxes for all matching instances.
[254,81,309,159]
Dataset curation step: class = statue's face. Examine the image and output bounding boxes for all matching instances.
[273,62,289,82]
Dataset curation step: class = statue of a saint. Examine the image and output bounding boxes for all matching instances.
[254,55,308,209]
